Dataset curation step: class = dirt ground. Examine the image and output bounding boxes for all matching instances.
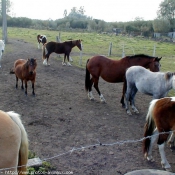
[1,39,175,175]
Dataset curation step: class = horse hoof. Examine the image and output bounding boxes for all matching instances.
[165,167,172,172]
[126,111,132,115]
[62,62,66,66]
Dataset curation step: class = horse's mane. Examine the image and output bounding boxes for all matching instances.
[128,54,157,59]
[165,72,174,81]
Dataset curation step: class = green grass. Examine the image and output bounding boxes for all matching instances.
[3,27,175,95]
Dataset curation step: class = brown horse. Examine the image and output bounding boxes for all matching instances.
[42,39,82,66]
[37,34,47,49]
[0,110,28,174]
[85,54,161,107]
[143,97,175,171]
[10,58,37,96]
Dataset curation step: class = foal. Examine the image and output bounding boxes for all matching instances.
[143,97,175,171]
[10,58,37,95]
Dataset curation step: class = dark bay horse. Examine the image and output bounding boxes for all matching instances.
[10,58,37,96]
[85,54,161,106]
[37,34,47,49]
[143,97,175,171]
[42,39,82,66]
[0,110,28,174]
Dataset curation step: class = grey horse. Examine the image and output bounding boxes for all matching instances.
[125,66,175,115]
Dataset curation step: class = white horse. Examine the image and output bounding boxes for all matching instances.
[125,66,175,115]
[0,40,5,68]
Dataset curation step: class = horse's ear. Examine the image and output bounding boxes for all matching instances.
[158,57,162,61]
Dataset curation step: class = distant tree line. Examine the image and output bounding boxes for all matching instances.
[1,0,175,37]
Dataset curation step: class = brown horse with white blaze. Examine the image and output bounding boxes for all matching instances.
[42,39,82,66]
[0,110,28,174]
[10,58,37,96]
[85,54,161,106]
[143,97,175,171]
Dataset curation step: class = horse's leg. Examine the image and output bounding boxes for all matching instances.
[16,76,18,89]
[130,87,139,114]
[62,54,66,66]
[38,42,40,49]
[120,78,127,108]
[125,83,132,115]
[158,143,171,171]
[93,77,106,103]
[21,80,24,90]
[32,81,35,96]
[87,77,95,100]
[146,129,159,162]
[24,80,28,95]
[67,54,72,66]
[167,131,175,148]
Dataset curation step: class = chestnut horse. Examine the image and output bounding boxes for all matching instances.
[10,58,37,96]
[37,34,47,49]
[0,110,28,174]
[42,39,82,66]
[143,97,175,171]
[85,54,161,106]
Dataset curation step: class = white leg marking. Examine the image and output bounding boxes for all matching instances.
[88,91,94,100]
[99,94,106,103]
[67,62,72,66]
[158,143,171,171]
[146,129,159,162]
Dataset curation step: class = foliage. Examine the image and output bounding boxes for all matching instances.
[153,19,171,32]
[157,0,175,30]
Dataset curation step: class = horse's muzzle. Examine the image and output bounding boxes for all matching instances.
[29,71,34,75]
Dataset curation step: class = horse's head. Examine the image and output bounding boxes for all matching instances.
[76,39,82,51]
[26,58,37,75]
[149,57,162,72]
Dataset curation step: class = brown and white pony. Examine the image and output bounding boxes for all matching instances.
[143,97,175,171]
[0,111,28,174]
[37,34,47,49]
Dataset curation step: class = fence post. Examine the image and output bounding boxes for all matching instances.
[79,42,83,66]
[56,33,61,58]
[108,42,112,56]
[153,44,156,56]
[122,44,125,58]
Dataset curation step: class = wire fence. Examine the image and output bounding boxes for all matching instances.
[0,130,173,171]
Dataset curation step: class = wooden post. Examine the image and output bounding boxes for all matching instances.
[56,33,61,58]
[79,42,83,66]
[153,44,156,56]
[108,42,112,56]
[2,0,7,43]
[122,44,125,58]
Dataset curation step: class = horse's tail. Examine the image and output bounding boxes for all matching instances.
[85,59,90,91]
[42,43,47,60]
[7,111,28,173]
[9,67,15,74]
[143,99,158,156]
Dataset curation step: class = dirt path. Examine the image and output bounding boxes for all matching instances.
[0,39,175,175]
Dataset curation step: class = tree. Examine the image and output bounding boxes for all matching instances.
[152,19,170,32]
[63,9,67,18]
[157,0,175,30]
[0,0,12,15]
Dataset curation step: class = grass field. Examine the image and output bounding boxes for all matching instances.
[3,27,175,95]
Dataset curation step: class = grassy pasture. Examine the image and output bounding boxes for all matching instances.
[3,27,175,95]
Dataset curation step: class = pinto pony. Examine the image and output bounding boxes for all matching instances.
[143,97,175,171]
[37,34,47,49]
[125,66,175,115]
[0,110,28,174]
[85,54,161,106]
[10,58,37,96]
[0,40,5,67]
[42,39,82,66]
